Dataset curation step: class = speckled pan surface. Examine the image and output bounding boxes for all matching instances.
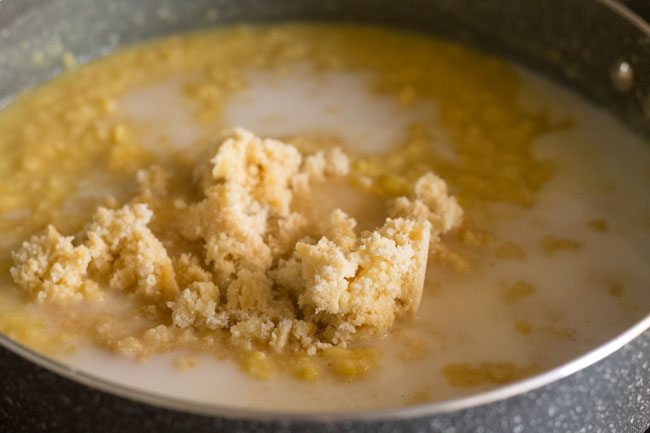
[0,0,649,432]
[1,330,649,432]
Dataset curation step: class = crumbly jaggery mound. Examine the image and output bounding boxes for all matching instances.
[11,204,177,304]
[170,281,226,329]
[293,216,431,342]
[83,204,178,302]
[172,253,212,288]
[11,128,462,354]
[182,128,349,285]
[10,226,95,303]
[390,172,463,239]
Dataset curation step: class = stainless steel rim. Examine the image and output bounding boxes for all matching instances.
[0,0,649,423]
[1,312,649,421]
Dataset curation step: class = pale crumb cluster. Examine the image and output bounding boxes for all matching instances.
[11,204,177,304]
[389,172,463,240]
[11,128,462,354]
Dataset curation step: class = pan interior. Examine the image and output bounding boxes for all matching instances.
[0,0,649,415]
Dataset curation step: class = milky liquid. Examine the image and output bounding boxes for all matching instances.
[48,66,650,411]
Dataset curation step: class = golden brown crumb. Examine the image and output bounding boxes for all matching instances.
[295,216,431,343]
[170,281,225,329]
[11,204,178,304]
[136,165,171,199]
[10,226,95,303]
[172,253,212,289]
[83,204,179,302]
[390,172,463,239]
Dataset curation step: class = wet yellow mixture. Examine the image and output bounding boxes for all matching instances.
[1,24,648,407]
[11,126,462,357]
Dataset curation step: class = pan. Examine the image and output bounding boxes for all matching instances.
[0,1,649,432]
